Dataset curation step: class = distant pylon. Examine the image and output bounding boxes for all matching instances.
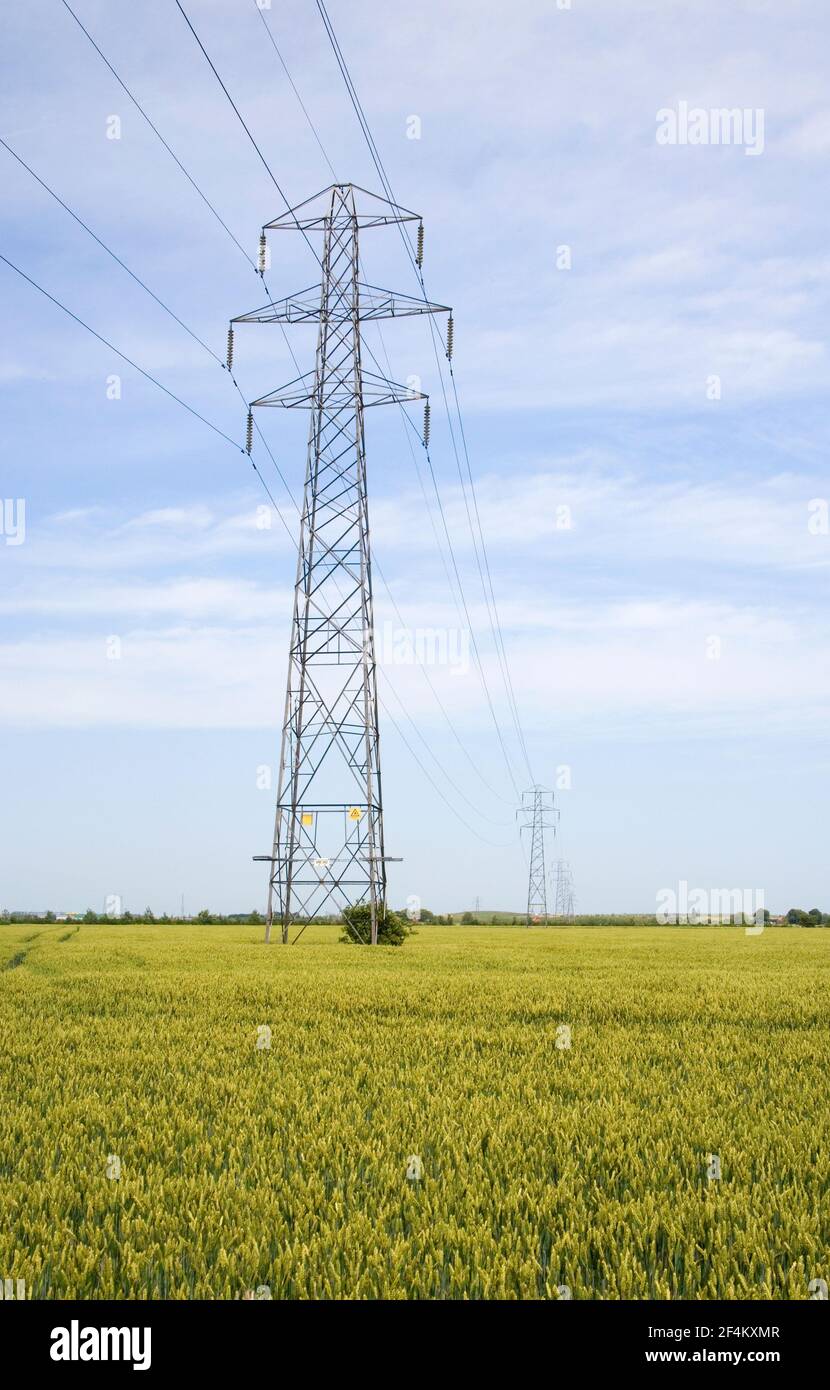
[517,786,558,925]
[234,184,450,945]
[552,859,576,922]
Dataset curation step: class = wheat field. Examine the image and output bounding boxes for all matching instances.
[1,922,827,1299]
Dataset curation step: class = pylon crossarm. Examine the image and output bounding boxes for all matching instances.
[263,182,420,232]
[232,287,321,324]
[355,284,449,319]
[251,370,425,409]
[234,283,448,325]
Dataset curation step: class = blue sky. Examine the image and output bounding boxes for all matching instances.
[2,0,830,916]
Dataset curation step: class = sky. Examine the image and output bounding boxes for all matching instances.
[1,0,829,916]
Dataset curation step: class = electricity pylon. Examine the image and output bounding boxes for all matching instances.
[518,786,558,925]
[552,859,576,922]
[232,184,449,944]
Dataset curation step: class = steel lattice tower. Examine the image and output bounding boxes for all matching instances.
[518,786,558,925]
[552,858,576,922]
[232,184,448,943]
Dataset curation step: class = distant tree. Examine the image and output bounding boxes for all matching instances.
[197,909,212,923]
[461,911,474,925]
[83,909,97,923]
[808,908,822,924]
[339,903,413,946]
[786,908,805,924]
[249,909,262,924]
[45,911,56,922]
[144,906,155,923]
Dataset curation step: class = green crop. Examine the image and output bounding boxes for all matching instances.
[1,923,827,1299]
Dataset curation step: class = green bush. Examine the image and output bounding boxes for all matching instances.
[339,903,414,946]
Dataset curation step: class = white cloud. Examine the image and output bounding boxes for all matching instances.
[0,576,290,621]
[0,588,825,738]
[2,465,827,737]
[373,464,830,572]
[10,496,297,574]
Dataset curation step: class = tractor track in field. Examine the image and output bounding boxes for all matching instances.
[2,950,28,971]
[2,927,59,970]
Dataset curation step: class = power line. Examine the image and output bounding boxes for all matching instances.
[313,0,535,786]
[173,0,297,220]
[243,12,508,806]
[58,0,307,390]
[0,133,308,542]
[250,0,338,181]
[377,689,513,849]
[55,0,321,517]
[0,134,223,365]
[370,574,512,829]
[59,0,252,267]
[240,0,517,805]
[243,0,469,649]
[448,365,536,779]
[56,4,515,802]
[48,2,516,836]
[0,243,506,846]
[173,0,524,801]
[10,250,310,551]
[0,249,240,450]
